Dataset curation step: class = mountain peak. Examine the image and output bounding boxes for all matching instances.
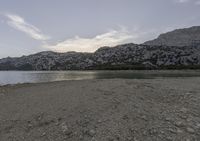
[144,26,200,47]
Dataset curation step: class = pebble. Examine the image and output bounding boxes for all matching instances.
[28,123,33,128]
[160,130,165,134]
[141,115,147,121]
[168,128,177,134]
[195,123,200,128]
[61,123,72,135]
[177,128,183,133]
[175,121,183,127]
[186,127,195,134]
[97,119,102,123]
[186,117,193,122]
[122,114,129,120]
[79,134,84,140]
[180,108,188,113]
[88,129,96,137]
[180,115,188,119]
[41,132,46,137]
[165,117,171,121]
[149,128,157,135]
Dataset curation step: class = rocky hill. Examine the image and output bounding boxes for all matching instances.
[1,26,200,70]
[144,26,200,47]
[0,43,200,70]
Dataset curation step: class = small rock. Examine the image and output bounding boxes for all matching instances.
[149,128,157,135]
[28,123,33,128]
[41,132,46,137]
[142,130,147,135]
[129,128,136,133]
[168,128,177,133]
[84,115,89,118]
[141,115,147,121]
[165,117,171,121]
[88,129,96,137]
[175,121,184,127]
[82,128,88,134]
[61,123,72,135]
[180,115,188,119]
[79,134,84,140]
[122,114,129,120]
[160,130,165,134]
[180,108,188,113]
[177,128,183,133]
[195,123,200,128]
[186,117,193,122]
[186,127,195,134]
[97,119,102,123]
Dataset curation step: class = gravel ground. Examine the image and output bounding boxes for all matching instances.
[0,78,200,141]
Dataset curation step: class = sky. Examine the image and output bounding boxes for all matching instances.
[0,0,200,58]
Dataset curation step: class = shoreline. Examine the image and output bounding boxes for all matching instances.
[0,76,199,87]
[1,70,200,86]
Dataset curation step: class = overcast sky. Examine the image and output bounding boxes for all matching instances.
[0,0,200,58]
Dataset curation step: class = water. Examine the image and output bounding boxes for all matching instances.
[0,70,200,85]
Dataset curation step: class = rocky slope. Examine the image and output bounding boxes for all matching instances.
[1,26,200,70]
[144,26,200,47]
[0,43,200,70]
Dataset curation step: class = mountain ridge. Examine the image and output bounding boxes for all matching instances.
[144,26,200,47]
[1,27,200,70]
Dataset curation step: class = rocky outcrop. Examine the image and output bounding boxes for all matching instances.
[0,43,200,70]
[144,26,200,47]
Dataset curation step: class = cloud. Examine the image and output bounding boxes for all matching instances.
[4,13,50,41]
[43,28,137,52]
[174,0,200,5]
[176,0,190,3]
[2,13,153,53]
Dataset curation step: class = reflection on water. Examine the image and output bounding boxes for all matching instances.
[0,70,200,85]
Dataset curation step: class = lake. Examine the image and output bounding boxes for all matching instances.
[0,70,200,85]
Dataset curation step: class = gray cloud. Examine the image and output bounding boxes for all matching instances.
[175,0,200,5]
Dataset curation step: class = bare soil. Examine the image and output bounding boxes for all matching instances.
[0,78,200,141]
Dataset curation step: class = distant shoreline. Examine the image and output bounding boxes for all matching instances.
[1,70,200,86]
[1,67,200,71]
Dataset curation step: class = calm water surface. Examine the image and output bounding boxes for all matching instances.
[0,70,200,85]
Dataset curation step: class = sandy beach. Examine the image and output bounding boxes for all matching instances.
[0,78,200,141]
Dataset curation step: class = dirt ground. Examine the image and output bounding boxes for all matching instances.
[0,78,200,141]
